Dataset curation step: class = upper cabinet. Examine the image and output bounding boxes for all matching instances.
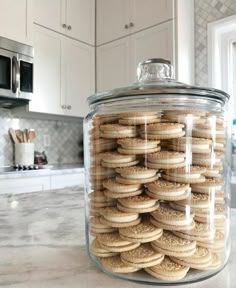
[96,0,173,45]
[0,0,33,45]
[33,0,95,45]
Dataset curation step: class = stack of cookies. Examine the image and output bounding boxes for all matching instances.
[87,109,227,282]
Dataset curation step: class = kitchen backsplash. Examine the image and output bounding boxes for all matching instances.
[195,0,236,86]
[0,109,83,167]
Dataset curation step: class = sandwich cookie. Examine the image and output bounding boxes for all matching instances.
[90,238,119,258]
[99,207,141,228]
[151,230,196,257]
[90,152,108,166]
[90,166,116,180]
[193,205,226,226]
[192,124,225,140]
[191,178,224,194]
[101,151,139,168]
[89,191,116,209]
[164,109,207,117]
[117,138,160,155]
[144,256,190,281]
[90,216,117,234]
[91,179,105,191]
[212,140,225,152]
[90,138,117,153]
[120,243,164,268]
[169,201,210,215]
[197,230,225,253]
[119,110,162,125]
[97,232,140,252]
[202,165,223,178]
[167,137,212,154]
[173,221,215,242]
[191,152,223,167]
[201,253,221,270]
[103,178,143,199]
[116,166,158,185]
[146,179,190,201]
[117,194,159,213]
[100,255,140,273]
[162,166,206,184]
[176,192,210,210]
[119,219,163,243]
[150,204,195,231]
[170,246,212,270]
[140,123,185,140]
[163,109,206,125]
[146,151,186,170]
[100,124,137,139]
[92,113,120,125]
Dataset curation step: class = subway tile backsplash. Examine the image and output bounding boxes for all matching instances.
[0,109,83,166]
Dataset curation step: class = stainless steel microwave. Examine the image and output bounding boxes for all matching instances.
[0,37,33,107]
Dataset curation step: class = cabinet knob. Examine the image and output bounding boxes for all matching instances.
[129,22,134,27]
[61,105,66,109]
[67,105,72,110]
[124,24,129,29]
[67,25,72,30]
[62,23,67,28]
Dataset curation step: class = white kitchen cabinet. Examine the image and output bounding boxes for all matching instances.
[30,26,64,115]
[96,0,173,45]
[0,0,33,45]
[0,176,50,194]
[30,25,95,117]
[65,38,95,117]
[97,37,130,91]
[33,0,95,45]
[97,21,174,92]
[66,0,95,45]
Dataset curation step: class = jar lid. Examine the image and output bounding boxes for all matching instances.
[88,58,230,107]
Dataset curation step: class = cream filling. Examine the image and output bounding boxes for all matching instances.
[150,158,184,164]
[214,143,224,148]
[194,185,222,192]
[104,214,139,222]
[110,187,139,193]
[168,172,201,179]
[189,203,210,208]
[196,213,225,220]
[149,189,187,196]
[121,202,155,209]
[179,144,210,150]
[159,218,193,225]
[103,157,135,164]
[102,129,135,134]
[122,143,157,149]
[147,128,182,135]
[194,128,224,135]
[204,170,220,174]
[121,172,156,179]
[124,115,158,120]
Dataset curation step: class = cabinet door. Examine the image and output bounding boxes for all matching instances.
[33,0,66,34]
[96,0,131,45]
[96,37,130,92]
[0,0,29,44]
[65,38,95,117]
[130,21,174,82]
[29,26,64,115]
[131,0,174,33]
[66,0,95,45]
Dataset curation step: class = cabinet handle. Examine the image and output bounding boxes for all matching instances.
[61,105,66,109]
[62,23,67,28]
[124,24,129,29]
[67,105,72,110]
[129,22,134,27]
[67,25,72,30]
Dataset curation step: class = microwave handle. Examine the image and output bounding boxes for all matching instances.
[12,56,20,93]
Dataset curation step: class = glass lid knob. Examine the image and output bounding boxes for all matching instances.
[136,58,175,83]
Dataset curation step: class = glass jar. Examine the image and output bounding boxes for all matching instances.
[83,59,231,285]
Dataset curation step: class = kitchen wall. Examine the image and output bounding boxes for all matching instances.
[0,109,83,167]
[195,0,236,86]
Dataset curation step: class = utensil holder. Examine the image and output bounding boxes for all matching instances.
[15,143,34,165]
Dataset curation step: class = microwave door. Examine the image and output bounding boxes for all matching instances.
[12,56,20,94]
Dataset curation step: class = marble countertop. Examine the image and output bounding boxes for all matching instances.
[0,163,84,179]
[0,187,235,288]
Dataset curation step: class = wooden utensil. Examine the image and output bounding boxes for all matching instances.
[8,128,19,144]
[15,129,24,143]
[23,129,28,143]
[27,129,36,143]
